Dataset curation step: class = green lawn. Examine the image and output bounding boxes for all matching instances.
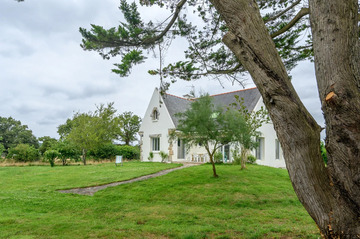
[0,162,320,239]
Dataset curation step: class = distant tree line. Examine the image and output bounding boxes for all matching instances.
[0,103,142,166]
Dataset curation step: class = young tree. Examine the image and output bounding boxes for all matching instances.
[80,0,360,236]
[175,95,247,177]
[38,136,58,155]
[55,140,81,165]
[228,96,269,169]
[58,103,118,165]
[44,149,60,167]
[115,111,142,145]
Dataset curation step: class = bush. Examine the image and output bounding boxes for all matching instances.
[44,150,60,167]
[0,144,4,157]
[148,152,154,161]
[247,154,257,164]
[320,141,327,166]
[232,149,241,165]
[7,144,40,162]
[55,140,81,164]
[115,145,140,160]
[159,151,168,162]
[214,151,223,163]
[89,143,118,160]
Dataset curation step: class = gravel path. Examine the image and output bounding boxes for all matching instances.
[58,163,198,196]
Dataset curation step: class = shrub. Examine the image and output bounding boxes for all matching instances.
[89,143,118,160]
[159,151,168,162]
[7,144,40,162]
[115,145,140,160]
[232,149,241,165]
[0,144,4,157]
[55,140,81,164]
[247,154,257,164]
[148,152,154,161]
[214,151,223,163]
[320,141,327,166]
[44,150,60,167]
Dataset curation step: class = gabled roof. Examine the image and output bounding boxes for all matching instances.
[162,93,192,127]
[162,87,261,127]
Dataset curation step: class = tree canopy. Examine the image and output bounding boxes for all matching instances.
[57,103,118,165]
[80,0,360,236]
[80,0,317,88]
[115,111,142,145]
[0,116,39,153]
[175,94,249,177]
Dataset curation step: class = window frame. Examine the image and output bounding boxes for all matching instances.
[151,137,160,151]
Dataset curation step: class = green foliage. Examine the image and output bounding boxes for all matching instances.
[55,140,81,165]
[159,151,168,162]
[89,143,118,160]
[7,144,40,162]
[148,151,154,161]
[0,116,39,152]
[112,50,145,76]
[38,136,58,155]
[115,145,140,160]
[214,151,223,163]
[232,148,242,165]
[320,141,327,166]
[175,95,249,177]
[247,154,257,164]
[44,149,60,167]
[58,103,118,165]
[0,144,4,157]
[115,111,142,145]
[79,0,312,88]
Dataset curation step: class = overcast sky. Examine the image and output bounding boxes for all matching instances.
[0,0,323,139]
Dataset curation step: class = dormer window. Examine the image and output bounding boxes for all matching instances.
[152,108,159,121]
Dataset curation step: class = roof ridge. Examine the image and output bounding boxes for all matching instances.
[164,93,193,101]
[209,87,257,97]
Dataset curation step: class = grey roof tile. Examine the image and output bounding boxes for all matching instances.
[162,87,261,127]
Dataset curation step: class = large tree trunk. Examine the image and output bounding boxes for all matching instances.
[211,0,360,237]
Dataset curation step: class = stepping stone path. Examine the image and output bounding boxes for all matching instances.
[58,163,198,196]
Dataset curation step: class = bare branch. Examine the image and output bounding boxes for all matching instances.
[142,0,187,45]
[264,0,302,23]
[270,7,309,38]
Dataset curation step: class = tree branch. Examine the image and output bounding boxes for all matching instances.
[142,0,187,45]
[270,8,309,38]
[264,0,302,23]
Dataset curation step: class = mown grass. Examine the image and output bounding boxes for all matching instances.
[0,162,320,239]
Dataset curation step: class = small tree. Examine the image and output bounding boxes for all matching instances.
[38,136,58,155]
[44,149,60,167]
[115,111,142,145]
[55,140,81,165]
[228,96,269,169]
[175,95,248,177]
[58,103,118,165]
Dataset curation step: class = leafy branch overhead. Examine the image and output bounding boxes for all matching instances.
[79,0,320,85]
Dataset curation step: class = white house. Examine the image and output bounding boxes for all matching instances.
[139,87,285,168]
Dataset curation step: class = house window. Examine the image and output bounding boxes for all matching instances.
[256,137,265,160]
[275,139,280,160]
[151,137,160,151]
[152,108,159,121]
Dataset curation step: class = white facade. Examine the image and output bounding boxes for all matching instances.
[139,88,285,168]
[251,99,285,168]
[139,88,176,162]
